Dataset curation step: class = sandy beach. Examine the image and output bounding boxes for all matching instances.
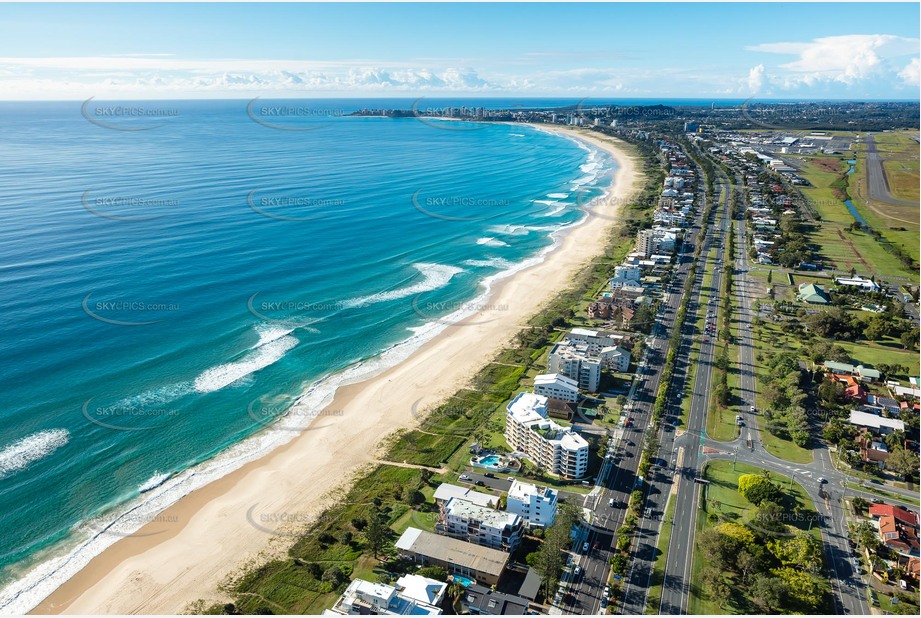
[33,125,640,615]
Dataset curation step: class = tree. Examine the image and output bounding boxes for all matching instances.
[416,566,448,581]
[772,566,826,610]
[753,501,786,533]
[322,566,345,587]
[750,574,785,613]
[818,379,845,406]
[900,328,919,351]
[737,551,756,585]
[887,447,920,480]
[738,474,783,506]
[340,531,353,545]
[852,496,869,513]
[364,508,388,558]
[768,531,824,573]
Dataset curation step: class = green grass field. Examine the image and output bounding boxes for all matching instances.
[688,460,824,614]
[644,491,677,614]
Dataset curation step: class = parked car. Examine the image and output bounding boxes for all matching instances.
[574,566,581,577]
[475,480,486,486]
[459,474,471,481]
[484,473,495,478]
[507,477,515,482]
[583,542,590,553]
[609,498,615,507]
[818,477,827,484]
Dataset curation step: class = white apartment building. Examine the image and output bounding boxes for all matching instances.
[325,575,445,615]
[636,228,677,257]
[533,373,579,403]
[547,342,601,392]
[598,345,631,372]
[608,264,642,289]
[506,480,558,528]
[504,392,589,479]
[565,328,626,352]
[437,497,523,552]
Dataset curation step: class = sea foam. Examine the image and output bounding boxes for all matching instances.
[0,429,70,478]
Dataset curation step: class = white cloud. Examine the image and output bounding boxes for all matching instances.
[746,64,765,94]
[747,34,919,87]
[898,58,921,86]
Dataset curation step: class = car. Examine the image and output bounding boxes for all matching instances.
[818,477,826,484]
[507,476,515,482]
[459,474,471,481]
[594,542,600,550]
[702,337,708,342]
[600,598,608,609]
[583,542,590,553]
[484,473,495,478]
[673,418,679,426]
[871,498,882,503]
[750,405,756,413]
[644,507,653,518]
[608,498,615,508]
[735,414,743,421]
[574,565,582,577]
[475,480,486,486]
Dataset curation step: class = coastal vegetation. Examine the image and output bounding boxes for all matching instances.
[187,134,660,614]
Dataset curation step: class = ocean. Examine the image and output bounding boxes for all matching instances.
[0,99,617,610]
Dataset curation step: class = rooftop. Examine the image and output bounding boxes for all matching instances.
[395,528,509,577]
[433,483,498,508]
[507,479,557,503]
[443,498,521,530]
[533,373,578,389]
[848,410,905,432]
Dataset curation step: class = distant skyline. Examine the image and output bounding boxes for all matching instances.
[0,2,918,100]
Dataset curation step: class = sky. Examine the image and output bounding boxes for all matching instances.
[0,2,918,100]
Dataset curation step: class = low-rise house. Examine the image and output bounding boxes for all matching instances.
[797,283,831,305]
[395,528,509,587]
[870,504,920,527]
[848,409,905,435]
[857,436,890,464]
[533,373,579,403]
[835,276,881,292]
[459,584,531,615]
[506,480,558,528]
[877,515,920,556]
[438,498,523,552]
[325,575,446,615]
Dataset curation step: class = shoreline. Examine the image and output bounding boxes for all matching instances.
[32,125,641,615]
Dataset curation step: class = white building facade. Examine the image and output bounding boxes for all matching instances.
[504,392,589,479]
[506,480,558,528]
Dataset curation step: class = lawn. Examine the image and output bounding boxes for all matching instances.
[688,460,825,615]
[644,490,677,614]
[846,482,921,507]
[882,159,920,203]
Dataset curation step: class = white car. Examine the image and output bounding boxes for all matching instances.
[507,476,515,482]
[583,542,590,553]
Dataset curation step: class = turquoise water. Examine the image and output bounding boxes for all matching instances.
[0,100,617,609]
[479,455,502,466]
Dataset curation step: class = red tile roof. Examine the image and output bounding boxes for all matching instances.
[870,504,919,526]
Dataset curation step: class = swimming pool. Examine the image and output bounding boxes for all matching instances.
[480,455,501,466]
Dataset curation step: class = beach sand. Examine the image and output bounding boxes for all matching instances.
[34,125,640,614]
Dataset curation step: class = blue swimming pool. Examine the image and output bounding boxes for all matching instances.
[480,455,501,466]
